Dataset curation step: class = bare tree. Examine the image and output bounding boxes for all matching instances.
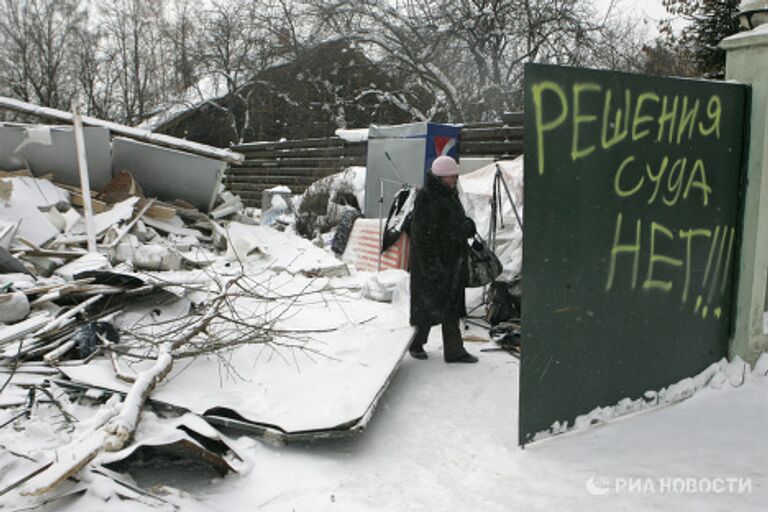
[661,0,740,78]
[0,0,648,130]
[73,22,119,119]
[165,0,200,91]
[306,0,644,121]
[308,1,455,118]
[99,0,171,125]
[192,0,316,142]
[0,0,84,110]
[199,1,262,96]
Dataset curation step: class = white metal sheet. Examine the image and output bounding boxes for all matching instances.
[112,137,225,212]
[59,301,412,439]
[364,138,425,217]
[0,125,113,190]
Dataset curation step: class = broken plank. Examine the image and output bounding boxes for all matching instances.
[68,190,108,213]
[0,169,33,178]
[16,236,87,258]
[21,421,113,496]
[0,363,60,376]
[21,277,95,296]
[0,313,51,346]
[34,294,104,337]
[145,201,176,221]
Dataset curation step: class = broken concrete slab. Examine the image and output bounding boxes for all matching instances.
[142,216,206,241]
[2,176,70,209]
[223,222,348,277]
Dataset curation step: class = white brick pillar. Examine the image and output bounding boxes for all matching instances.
[721,25,768,364]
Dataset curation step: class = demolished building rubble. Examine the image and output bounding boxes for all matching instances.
[0,107,417,509]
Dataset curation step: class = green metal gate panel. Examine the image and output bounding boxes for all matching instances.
[519,63,750,445]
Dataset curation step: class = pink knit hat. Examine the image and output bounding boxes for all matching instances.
[431,155,459,176]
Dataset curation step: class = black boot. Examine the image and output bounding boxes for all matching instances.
[409,325,430,360]
[441,321,478,363]
[445,352,479,363]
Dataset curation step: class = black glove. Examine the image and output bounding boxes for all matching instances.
[460,217,476,238]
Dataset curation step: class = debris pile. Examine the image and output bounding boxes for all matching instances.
[0,157,402,509]
[0,166,252,500]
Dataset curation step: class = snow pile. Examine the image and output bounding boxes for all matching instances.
[361,269,409,302]
[535,355,765,442]
[335,128,369,142]
[0,163,390,507]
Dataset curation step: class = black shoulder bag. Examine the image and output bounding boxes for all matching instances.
[466,234,503,287]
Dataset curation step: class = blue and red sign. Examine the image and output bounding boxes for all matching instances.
[425,123,461,173]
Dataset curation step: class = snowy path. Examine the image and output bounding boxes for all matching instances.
[196,329,767,512]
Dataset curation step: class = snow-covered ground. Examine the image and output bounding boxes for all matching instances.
[16,332,764,512]
[187,343,766,512]
[27,332,768,512]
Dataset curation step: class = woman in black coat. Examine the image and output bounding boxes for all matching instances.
[408,155,478,363]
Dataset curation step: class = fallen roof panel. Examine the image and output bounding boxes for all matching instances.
[59,306,411,441]
[0,96,244,164]
[0,125,113,190]
[112,137,225,212]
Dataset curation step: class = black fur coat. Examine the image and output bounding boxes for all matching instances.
[409,173,475,326]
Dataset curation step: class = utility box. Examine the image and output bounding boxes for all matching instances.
[364,123,461,217]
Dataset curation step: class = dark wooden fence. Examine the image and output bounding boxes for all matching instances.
[226,112,523,207]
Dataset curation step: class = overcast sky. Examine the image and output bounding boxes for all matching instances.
[595,0,686,38]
